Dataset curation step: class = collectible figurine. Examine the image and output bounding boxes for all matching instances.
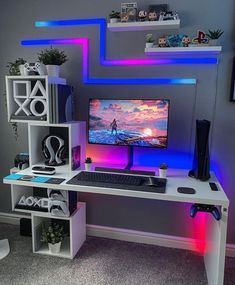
[159,11,179,21]
[138,10,148,21]
[148,10,158,21]
[158,36,168,47]
[121,13,129,23]
[182,35,191,47]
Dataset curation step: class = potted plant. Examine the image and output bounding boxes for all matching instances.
[159,163,168,178]
[41,223,64,254]
[85,157,92,171]
[109,10,121,23]
[145,34,155,48]
[37,47,68,77]
[7,58,27,76]
[206,29,224,46]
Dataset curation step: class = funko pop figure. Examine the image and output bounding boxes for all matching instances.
[138,10,147,21]
[148,11,157,21]
[182,35,191,47]
[158,36,168,47]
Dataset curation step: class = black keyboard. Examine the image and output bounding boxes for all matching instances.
[66,171,166,193]
[75,171,142,186]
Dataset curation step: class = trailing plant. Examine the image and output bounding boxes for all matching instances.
[109,10,121,19]
[41,223,64,245]
[146,34,154,43]
[85,157,92,163]
[6,58,26,75]
[159,163,168,170]
[206,29,224,40]
[38,47,68,65]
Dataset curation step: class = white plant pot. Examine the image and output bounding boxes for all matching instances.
[46,65,60,77]
[110,18,119,23]
[159,168,167,178]
[85,163,92,171]
[19,64,29,76]
[37,63,47,75]
[48,242,61,254]
[209,39,219,46]
[146,42,154,48]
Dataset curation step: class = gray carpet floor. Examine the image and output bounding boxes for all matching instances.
[0,223,235,285]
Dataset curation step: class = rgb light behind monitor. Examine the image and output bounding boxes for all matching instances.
[88,99,169,148]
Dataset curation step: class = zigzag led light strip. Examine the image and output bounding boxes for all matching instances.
[20,17,219,85]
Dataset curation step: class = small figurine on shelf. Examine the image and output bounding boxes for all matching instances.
[192,30,209,45]
[158,36,168,47]
[121,13,129,23]
[145,34,155,48]
[85,157,92,171]
[182,35,191,47]
[109,10,121,23]
[148,10,158,21]
[138,10,148,21]
[206,29,224,46]
[159,11,179,21]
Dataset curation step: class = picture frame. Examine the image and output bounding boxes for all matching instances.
[121,2,137,22]
[230,57,235,102]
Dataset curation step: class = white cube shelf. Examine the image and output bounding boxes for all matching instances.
[32,202,86,259]
[28,121,86,172]
[5,76,67,124]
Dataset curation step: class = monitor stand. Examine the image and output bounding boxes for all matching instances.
[95,146,155,176]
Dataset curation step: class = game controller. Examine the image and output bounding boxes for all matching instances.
[190,204,221,220]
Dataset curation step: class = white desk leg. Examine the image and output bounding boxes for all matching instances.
[204,207,228,285]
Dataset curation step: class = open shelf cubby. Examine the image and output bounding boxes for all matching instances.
[28,122,86,172]
[32,202,86,259]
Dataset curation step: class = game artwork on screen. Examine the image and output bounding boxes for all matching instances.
[89,99,169,148]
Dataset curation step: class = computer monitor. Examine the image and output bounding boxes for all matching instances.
[89,99,169,146]
[88,99,169,169]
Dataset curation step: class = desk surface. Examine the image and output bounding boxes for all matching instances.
[3,167,229,208]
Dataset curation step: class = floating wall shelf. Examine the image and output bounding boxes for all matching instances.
[145,46,222,55]
[107,20,180,32]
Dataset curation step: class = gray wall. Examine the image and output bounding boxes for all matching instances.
[0,0,234,242]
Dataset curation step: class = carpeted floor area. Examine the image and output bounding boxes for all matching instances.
[0,223,235,285]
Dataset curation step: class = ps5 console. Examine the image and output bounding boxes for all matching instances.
[189,120,211,181]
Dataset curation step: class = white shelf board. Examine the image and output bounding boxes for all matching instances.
[107,20,180,32]
[145,46,222,54]
[6,75,66,85]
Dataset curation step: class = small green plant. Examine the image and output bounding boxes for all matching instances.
[38,47,68,65]
[85,157,92,163]
[159,163,168,170]
[6,58,26,75]
[41,223,64,245]
[206,29,224,40]
[146,34,154,43]
[109,10,121,19]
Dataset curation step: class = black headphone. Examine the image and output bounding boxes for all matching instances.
[41,135,66,166]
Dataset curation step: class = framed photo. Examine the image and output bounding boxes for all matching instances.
[230,57,235,102]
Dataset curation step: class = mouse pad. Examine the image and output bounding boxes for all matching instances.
[177,187,196,194]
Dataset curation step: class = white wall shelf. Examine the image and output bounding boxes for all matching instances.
[145,46,222,55]
[32,202,86,259]
[107,20,180,32]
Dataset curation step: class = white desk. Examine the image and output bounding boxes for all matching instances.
[3,168,229,285]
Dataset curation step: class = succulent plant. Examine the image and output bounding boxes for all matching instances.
[159,163,168,169]
[206,29,224,40]
[109,10,121,19]
[38,47,68,65]
[41,223,64,245]
[85,157,92,163]
[146,34,154,43]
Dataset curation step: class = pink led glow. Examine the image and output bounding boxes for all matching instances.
[102,59,172,65]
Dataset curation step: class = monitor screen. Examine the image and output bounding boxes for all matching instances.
[88,99,169,148]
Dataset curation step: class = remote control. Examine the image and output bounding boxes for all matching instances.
[209,182,219,191]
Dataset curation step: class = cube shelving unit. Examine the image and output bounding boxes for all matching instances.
[28,121,86,172]
[32,202,86,259]
[5,76,67,124]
